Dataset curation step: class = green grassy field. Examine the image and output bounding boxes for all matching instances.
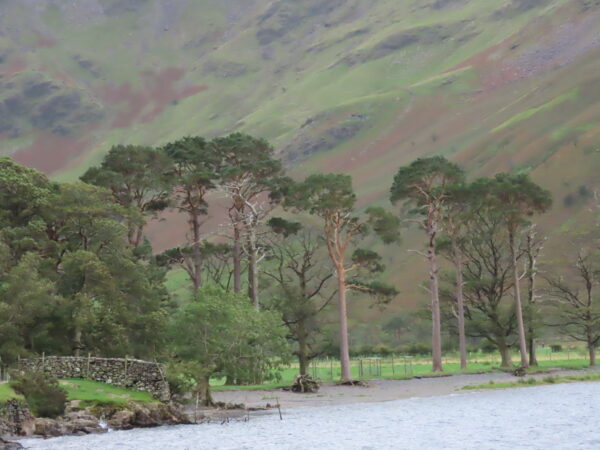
[58,379,156,407]
[211,349,593,391]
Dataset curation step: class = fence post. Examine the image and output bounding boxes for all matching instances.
[87,353,91,377]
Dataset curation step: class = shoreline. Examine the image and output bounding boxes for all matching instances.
[208,367,600,413]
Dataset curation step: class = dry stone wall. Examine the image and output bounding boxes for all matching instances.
[0,399,35,436]
[18,357,170,402]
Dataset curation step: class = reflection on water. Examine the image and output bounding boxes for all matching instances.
[21,382,600,450]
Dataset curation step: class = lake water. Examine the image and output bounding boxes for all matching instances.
[21,382,600,449]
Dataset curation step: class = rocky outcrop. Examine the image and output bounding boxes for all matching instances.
[29,402,189,438]
[18,357,170,401]
[0,400,34,437]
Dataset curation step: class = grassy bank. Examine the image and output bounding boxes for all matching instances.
[463,372,600,391]
[0,383,22,402]
[59,379,156,407]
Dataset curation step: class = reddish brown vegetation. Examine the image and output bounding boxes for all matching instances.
[99,67,208,128]
[13,131,93,174]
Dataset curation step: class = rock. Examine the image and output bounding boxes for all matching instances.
[34,418,63,437]
[107,409,135,430]
[0,437,23,449]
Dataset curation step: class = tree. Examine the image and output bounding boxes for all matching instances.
[46,183,169,358]
[521,225,545,366]
[163,137,219,293]
[390,156,465,372]
[263,218,335,375]
[0,252,59,363]
[439,183,475,370]
[81,145,173,248]
[443,204,519,367]
[169,287,289,405]
[544,249,600,366]
[286,174,399,381]
[488,173,552,368]
[210,133,284,307]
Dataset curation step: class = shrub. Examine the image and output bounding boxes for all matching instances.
[550,344,562,352]
[372,344,393,356]
[10,372,67,418]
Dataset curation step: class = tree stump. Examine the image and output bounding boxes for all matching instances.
[291,374,320,393]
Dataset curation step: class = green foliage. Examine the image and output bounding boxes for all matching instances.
[10,372,67,418]
[285,173,357,217]
[170,286,290,386]
[390,156,465,207]
[0,160,170,362]
[81,144,173,246]
[486,173,552,232]
[267,217,302,237]
[365,206,401,244]
[210,133,283,187]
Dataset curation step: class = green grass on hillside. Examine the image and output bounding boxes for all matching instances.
[59,379,156,407]
[0,383,22,402]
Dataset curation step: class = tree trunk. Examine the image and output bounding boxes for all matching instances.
[588,331,596,367]
[200,376,213,407]
[74,324,82,357]
[191,212,202,293]
[246,228,259,310]
[498,341,513,368]
[510,232,529,368]
[337,267,352,382]
[428,229,443,372]
[298,331,309,376]
[526,240,538,366]
[454,245,467,370]
[528,335,538,366]
[233,221,242,294]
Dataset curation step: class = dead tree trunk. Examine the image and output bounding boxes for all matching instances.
[510,232,529,368]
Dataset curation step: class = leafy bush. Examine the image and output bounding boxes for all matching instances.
[10,372,67,418]
[550,344,562,352]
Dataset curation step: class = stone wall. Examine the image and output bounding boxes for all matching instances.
[18,357,170,402]
[0,399,35,436]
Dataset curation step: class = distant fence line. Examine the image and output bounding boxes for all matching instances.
[16,355,170,401]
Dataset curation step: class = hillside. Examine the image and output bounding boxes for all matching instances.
[2,0,600,320]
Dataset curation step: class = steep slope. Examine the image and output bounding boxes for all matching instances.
[2,0,600,321]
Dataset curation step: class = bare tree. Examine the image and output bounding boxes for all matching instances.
[544,250,600,366]
[520,224,546,366]
[263,219,335,375]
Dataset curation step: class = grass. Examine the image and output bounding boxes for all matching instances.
[0,383,22,402]
[463,371,600,391]
[58,379,156,407]
[210,349,593,391]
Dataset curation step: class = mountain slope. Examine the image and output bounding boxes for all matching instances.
[2,0,600,318]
